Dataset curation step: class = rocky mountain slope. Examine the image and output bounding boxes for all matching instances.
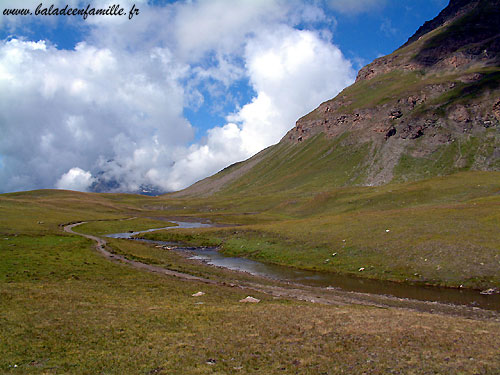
[174,0,500,197]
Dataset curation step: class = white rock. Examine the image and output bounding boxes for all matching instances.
[385,229,390,232]
[192,291,205,297]
[358,267,365,271]
[239,296,260,303]
[480,288,499,295]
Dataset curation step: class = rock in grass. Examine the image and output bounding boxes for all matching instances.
[239,296,260,303]
[480,288,499,295]
[192,291,205,297]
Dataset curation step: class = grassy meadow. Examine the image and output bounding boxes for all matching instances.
[1,172,500,373]
[144,171,500,290]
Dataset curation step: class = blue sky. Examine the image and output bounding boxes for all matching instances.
[0,0,448,193]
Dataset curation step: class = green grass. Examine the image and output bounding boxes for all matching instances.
[102,237,273,286]
[148,171,500,290]
[75,218,176,236]
[335,70,425,112]
[392,136,484,181]
[140,198,500,289]
[424,69,500,113]
[216,134,372,196]
[2,179,500,373]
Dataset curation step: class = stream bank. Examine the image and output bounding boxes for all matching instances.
[104,220,500,313]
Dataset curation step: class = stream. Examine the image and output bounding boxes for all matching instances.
[106,220,500,312]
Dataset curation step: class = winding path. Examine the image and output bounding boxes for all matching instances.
[63,222,500,321]
[64,222,214,283]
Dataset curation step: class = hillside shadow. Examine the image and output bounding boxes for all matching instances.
[413,0,500,67]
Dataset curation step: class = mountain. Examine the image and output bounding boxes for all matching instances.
[174,0,500,197]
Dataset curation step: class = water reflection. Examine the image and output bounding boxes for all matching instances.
[107,221,500,311]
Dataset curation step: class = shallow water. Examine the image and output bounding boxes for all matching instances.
[107,221,500,311]
[105,220,212,239]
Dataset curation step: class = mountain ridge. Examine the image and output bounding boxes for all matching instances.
[173,0,499,197]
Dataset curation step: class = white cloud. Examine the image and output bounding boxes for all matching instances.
[328,0,386,15]
[0,38,192,192]
[165,28,355,190]
[171,0,287,61]
[0,1,355,193]
[380,18,397,36]
[56,167,95,191]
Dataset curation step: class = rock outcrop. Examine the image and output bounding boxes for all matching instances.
[175,0,500,197]
[284,0,499,185]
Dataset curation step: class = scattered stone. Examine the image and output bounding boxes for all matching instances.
[149,367,164,374]
[324,259,330,263]
[239,296,260,303]
[206,359,216,365]
[332,253,337,257]
[385,127,397,140]
[480,288,499,295]
[192,291,205,297]
[385,229,390,233]
[390,110,402,119]
[358,267,365,272]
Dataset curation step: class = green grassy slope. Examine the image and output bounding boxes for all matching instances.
[175,1,500,199]
[221,134,371,196]
[4,190,500,373]
[150,171,500,290]
[157,2,499,287]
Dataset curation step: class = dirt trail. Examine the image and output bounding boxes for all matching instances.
[64,222,212,284]
[64,222,500,321]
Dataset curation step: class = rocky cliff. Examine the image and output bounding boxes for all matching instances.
[174,0,500,197]
[284,0,499,185]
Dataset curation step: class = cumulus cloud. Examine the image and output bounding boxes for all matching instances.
[328,0,387,15]
[166,27,355,189]
[56,167,95,191]
[0,0,355,194]
[0,38,192,192]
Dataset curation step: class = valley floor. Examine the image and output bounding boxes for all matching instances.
[1,172,500,374]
